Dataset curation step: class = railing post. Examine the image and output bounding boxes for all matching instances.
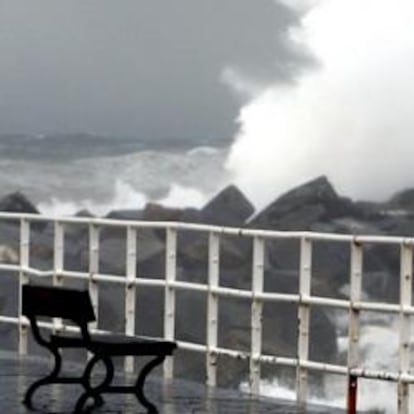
[250,236,264,395]
[53,221,65,332]
[347,374,358,414]
[347,239,363,414]
[297,237,312,406]
[124,226,137,373]
[164,227,177,379]
[398,241,412,414]
[53,221,64,287]
[18,218,30,355]
[206,231,220,387]
[88,224,100,333]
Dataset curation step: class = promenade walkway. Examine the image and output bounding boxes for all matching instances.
[0,351,345,413]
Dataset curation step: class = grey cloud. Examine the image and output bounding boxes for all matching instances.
[0,0,311,141]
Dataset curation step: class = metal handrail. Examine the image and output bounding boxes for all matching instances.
[0,212,412,413]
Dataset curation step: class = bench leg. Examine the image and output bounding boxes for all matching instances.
[74,353,114,413]
[75,353,167,414]
[23,346,62,409]
[135,355,166,414]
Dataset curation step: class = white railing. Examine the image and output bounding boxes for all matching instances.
[0,212,413,413]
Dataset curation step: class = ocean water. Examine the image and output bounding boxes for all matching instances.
[0,134,232,216]
[255,312,407,414]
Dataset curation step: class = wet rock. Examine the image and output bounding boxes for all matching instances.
[74,209,95,218]
[201,185,254,226]
[180,207,203,223]
[88,229,164,275]
[250,176,355,230]
[0,192,39,214]
[142,203,183,222]
[387,187,414,210]
[352,200,386,221]
[0,222,20,246]
[106,209,143,221]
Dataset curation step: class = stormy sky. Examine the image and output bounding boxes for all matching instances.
[0,0,310,141]
[227,0,414,205]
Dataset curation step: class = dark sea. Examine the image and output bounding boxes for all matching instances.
[0,134,232,216]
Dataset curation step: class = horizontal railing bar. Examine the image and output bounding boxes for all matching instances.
[295,295,412,313]
[211,286,253,299]
[5,266,414,318]
[175,341,207,353]
[89,273,134,284]
[52,270,89,280]
[258,354,298,368]
[175,342,414,384]
[304,295,350,309]
[258,292,299,303]
[359,301,395,312]
[301,360,348,375]
[0,316,20,324]
[214,346,250,360]
[4,263,412,314]
[258,356,348,375]
[349,368,414,383]
[23,267,54,277]
[55,271,167,287]
[170,281,209,292]
[135,278,166,287]
[1,211,414,245]
[4,314,414,385]
[0,264,20,272]
[351,301,403,313]
[168,342,252,360]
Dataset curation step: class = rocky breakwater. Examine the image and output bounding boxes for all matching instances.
[0,177,412,388]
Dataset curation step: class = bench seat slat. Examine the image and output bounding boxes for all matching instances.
[51,332,176,355]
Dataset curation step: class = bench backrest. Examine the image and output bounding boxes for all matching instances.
[22,285,96,325]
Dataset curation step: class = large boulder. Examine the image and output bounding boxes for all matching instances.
[250,176,355,230]
[200,185,254,226]
[387,188,414,211]
[105,209,143,221]
[0,192,39,214]
[142,203,183,221]
[74,209,95,218]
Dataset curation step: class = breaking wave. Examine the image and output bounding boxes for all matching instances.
[0,144,230,216]
[226,0,414,209]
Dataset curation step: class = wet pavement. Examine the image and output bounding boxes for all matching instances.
[0,351,345,413]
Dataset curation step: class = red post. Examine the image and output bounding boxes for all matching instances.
[347,374,358,414]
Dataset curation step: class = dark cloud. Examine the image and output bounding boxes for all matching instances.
[0,0,310,141]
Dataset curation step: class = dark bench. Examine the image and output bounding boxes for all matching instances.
[22,284,177,413]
